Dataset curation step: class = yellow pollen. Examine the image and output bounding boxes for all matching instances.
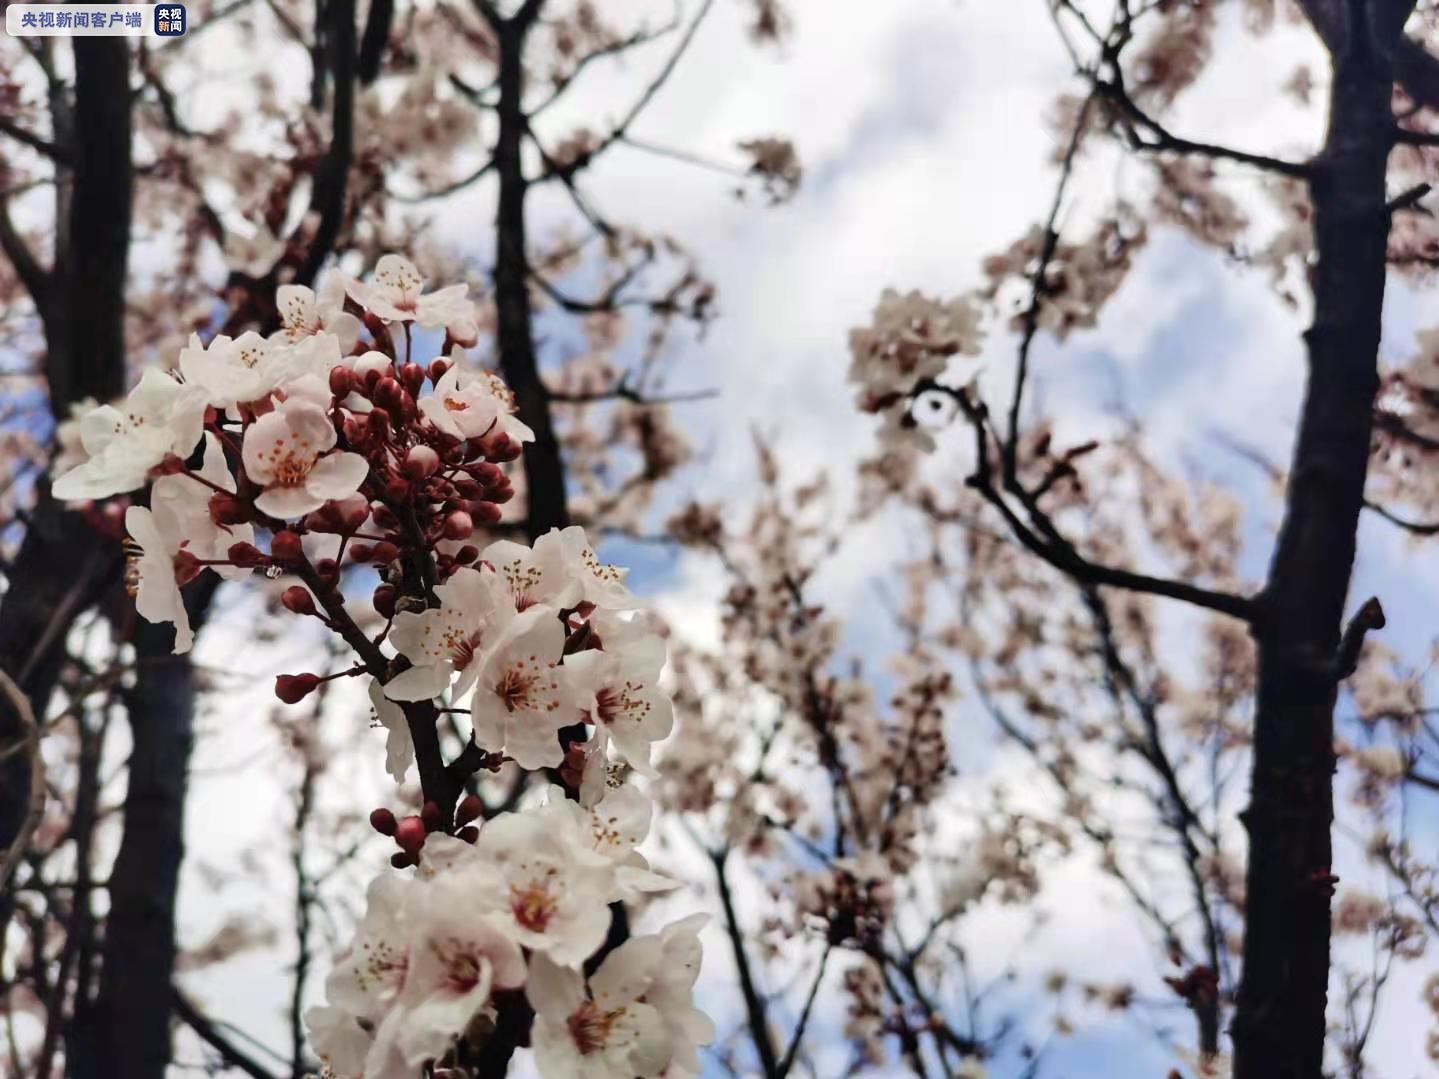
[510,880,558,932]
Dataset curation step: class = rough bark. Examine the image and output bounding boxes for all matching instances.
[70,618,202,1079]
[0,37,133,964]
[491,5,569,542]
[1231,7,1399,1075]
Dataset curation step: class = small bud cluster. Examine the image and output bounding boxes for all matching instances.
[845,287,985,452]
[51,256,711,1079]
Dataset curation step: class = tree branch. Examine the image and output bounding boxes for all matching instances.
[536,0,717,182]
[172,989,281,1079]
[1094,75,1312,178]
[0,198,51,307]
[710,846,781,1079]
[0,672,42,898]
[0,114,70,163]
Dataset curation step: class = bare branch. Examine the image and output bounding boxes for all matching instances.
[0,115,70,163]
[1394,34,1439,111]
[0,672,43,897]
[1094,76,1312,178]
[546,380,718,406]
[1336,597,1386,680]
[710,846,781,1079]
[0,198,51,306]
[537,0,717,182]
[172,989,281,1079]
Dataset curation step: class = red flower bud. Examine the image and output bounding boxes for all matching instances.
[275,672,320,704]
[466,500,502,526]
[372,504,400,530]
[399,362,426,396]
[334,495,371,532]
[210,493,251,526]
[329,365,353,397]
[361,363,386,392]
[372,583,397,618]
[303,506,340,534]
[428,358,451,383]
[367,408,392,442]
[394,815,426,854]
[228,541,266,567]
[369,807,398,836]
[349,543,374,563]
[362,312,389,345]
[441,511,473,540]
[488,434,521,462]
[454,545,479,565]
[390,851,414,869]
[370,540,400,564]
[471,462,503,487]
[420,801,444,833]
[457,825,479,844]
[173,549,202,586]
[374,377,404,410]
[383,478,411,503]
[488,483,514,505]
[152,453,187,477]
[454,478,483,499]
[560,743,587,790]
[281,586,317,616]
[456,794,483,826]
[270,531,304,563]
[403,445,441,480]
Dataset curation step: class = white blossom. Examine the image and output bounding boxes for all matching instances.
[369,679,415,783]
[122,504,197,654]
[241,374,368,518]
[560,623,672,775]
[481,535,581,613]
[528,936,674,1079]
[469,607,571,768]
[51,368,206,500]
[345,254,477,338]
[383,565,515,702]
[383,868,527,1069]
[471,810,615,967]
[420,359,535,444]
[272,276,362,353]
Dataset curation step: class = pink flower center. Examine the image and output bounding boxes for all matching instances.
[567,1001,623,1055]
[493,655,556,713]
[510,880,558,932]
[443,628,483,672]
[594,681,649,725]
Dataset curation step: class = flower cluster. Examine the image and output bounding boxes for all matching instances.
[309,785,712,1078]
[53,254,523,654]
[50,256,711,1077]
[846,287,984,450]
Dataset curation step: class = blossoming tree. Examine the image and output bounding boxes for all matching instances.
[49,253,719,1077]
[0,1,795,1076]
[821,1,1439,1075]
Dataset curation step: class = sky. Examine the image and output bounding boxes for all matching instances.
[122,0,1439,1076]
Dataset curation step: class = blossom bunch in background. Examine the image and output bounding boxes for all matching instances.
[846,287,984,451]
[50,256,710,1078]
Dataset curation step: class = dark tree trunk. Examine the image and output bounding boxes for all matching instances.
[1231,13,1396,1077]
[0,36,133,966]
[71,622,200,1079]
[49,38,132,414]
[492,10,569,543]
